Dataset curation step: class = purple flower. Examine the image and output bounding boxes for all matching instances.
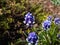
[26,32,38,43]
[47,15,52,21]
[42,15,52,30]
[23,12,35,27]
[42,20,51,30]
[54,18,60,25]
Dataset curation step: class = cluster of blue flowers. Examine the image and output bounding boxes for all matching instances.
[42,15,52,30]
[23,12,60,44]
[54,18,60,25]
[23,12,35,28]
[26,32,38,45]
[42,15,60,30]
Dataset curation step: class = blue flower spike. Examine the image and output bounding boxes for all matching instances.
[26,32,38,45]
[23,12,35,28]
[54,18,60,25]
[42,15,52,30]
[47,15,52,21]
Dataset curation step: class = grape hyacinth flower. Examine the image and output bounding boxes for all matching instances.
[23,12,35,28]
[42,15,52,30]
[26,32,38,45]
[54,18,60,25]
[47,15,52,21]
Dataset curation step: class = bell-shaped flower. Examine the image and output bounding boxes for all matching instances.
[42,20,51,30]
[26,32,38,43]
[54,18,60,25]
[23,12,35,27]
[47,15,52,21]
[42,15,52,30]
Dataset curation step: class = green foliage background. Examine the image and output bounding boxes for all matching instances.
[0,0,60,45]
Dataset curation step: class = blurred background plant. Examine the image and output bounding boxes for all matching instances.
[51,0,60,6]
[0,0,60,45]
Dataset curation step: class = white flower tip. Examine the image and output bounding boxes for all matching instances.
[30,13,32,15]
[25,14,28,16]
[26,23,29,26]
[28,16,30,18]
[36,40,39,42]
[28,21,31,23]
[31,41,33,43]
[23,21,26,23]
[33,21,35,24]
[26,38,28,42]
